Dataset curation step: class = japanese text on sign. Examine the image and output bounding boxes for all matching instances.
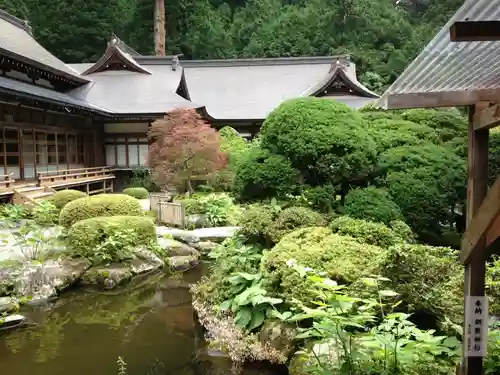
[465,296,488,357]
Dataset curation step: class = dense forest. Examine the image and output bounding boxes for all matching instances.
[1,0,463,91]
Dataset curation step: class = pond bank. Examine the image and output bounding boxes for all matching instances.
[0,265,287,375]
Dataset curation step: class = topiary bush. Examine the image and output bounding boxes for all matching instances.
[232,147,301,201]
[343,186,403,225]
[123,187,149,199]
[330,216,404,248]
[376,243,463,326]
[261,227,384,304]
[268,206,324,243]
[401,108,467,143]
[260,98,377,187]
[59,194,143,227]
[302,184,340,213]
[67,215,156,260]
[237,203,277,246]
[51,189,87,210]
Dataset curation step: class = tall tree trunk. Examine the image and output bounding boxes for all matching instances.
[154,0,166,56]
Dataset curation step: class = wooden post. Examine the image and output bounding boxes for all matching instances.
[462,103,489,375]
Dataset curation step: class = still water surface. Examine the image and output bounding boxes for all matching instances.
[0,267,280,375]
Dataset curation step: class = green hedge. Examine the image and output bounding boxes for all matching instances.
[67,215,156,257]
[51,189,87,210]
[343,186,403,225]
[59,194,143,227]
[123,187,149,199]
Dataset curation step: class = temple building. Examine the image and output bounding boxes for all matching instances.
[0,8,378,199]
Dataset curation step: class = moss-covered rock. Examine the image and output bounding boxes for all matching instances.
[59,193,143,227]
[261,227,384,304]
[67,216,156,257]
[330,216,404,248]
[51,189,87,210]
[123,187,149,199]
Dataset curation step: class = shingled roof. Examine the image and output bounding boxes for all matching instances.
[0,9,87,84]
[69,64,200,115]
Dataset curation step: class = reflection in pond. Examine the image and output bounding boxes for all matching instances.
[2,267,280,375]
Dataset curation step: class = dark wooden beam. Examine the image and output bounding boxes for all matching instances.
[473,103,500,131]
[384,89,500,110]
[461,172,500,263]
[450,20,500,42]
[461,103,489,375]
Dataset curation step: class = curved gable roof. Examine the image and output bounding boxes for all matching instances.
[0,9,88,83]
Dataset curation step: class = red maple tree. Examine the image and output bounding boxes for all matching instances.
[148,109,228,193]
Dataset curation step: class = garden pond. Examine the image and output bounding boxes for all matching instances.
[0,265,285,375]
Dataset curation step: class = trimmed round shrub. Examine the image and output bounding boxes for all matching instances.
[344,186,403,225]
[238,204,277,246]
[330,216,403,248]
[303,184,340,213]
[232,147,301,201]
[123,187,149,199]
[389,220,415,244]
[59,194,143,227]
[261,227,384,304]
[268,206,324,243]
[67,215,156,258]
[260,98,377,186]
[377,243,463,326]
[51,189,87,210]
[401,108,467,143]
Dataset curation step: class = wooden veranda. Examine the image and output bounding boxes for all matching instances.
[377,1,500,373]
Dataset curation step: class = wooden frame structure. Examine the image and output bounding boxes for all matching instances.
[377,3,500,372]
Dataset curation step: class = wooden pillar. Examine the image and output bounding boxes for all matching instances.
[462,103,489,375]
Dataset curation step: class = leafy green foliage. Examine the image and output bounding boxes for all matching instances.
[232,147,301,201]
[330,216,407,248]
[0,204,28,221]
[343,186,403,225]
[287,264,461,375]
[260,98,377,189]
[302,184,340,213]
[219,272,282,331]
[126,167,157,192]
[376,243,463,326]
[32,200,59,226]
[66,216,156,262]
[183,193,241,226]
[195,235,266,304]
[59,194,144,227]
[123,187,149,200]
[51,190,87,210]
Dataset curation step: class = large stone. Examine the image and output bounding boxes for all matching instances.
[0,262,22,296]
[156,227,200,244]
[169,255,199,272]
[130,248,165,275]
[186,214,209,229]
[0,314,26,331]
[257,321,297,360]
[81,263,134,290]
[189,227,239,243]
[52,258,92,292]
[289,339,340,375]
[14,261,60,302]
[0,296,17,314]
[80,248,164,290]
[192,241,218,253]
[158,238,199,257]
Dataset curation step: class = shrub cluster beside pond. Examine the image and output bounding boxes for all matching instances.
[186,100,500,372]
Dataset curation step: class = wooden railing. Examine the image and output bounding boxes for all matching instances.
[0,173,15,190]
[37,166,114,186]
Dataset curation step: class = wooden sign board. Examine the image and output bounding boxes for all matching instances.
[464,296,488,357]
